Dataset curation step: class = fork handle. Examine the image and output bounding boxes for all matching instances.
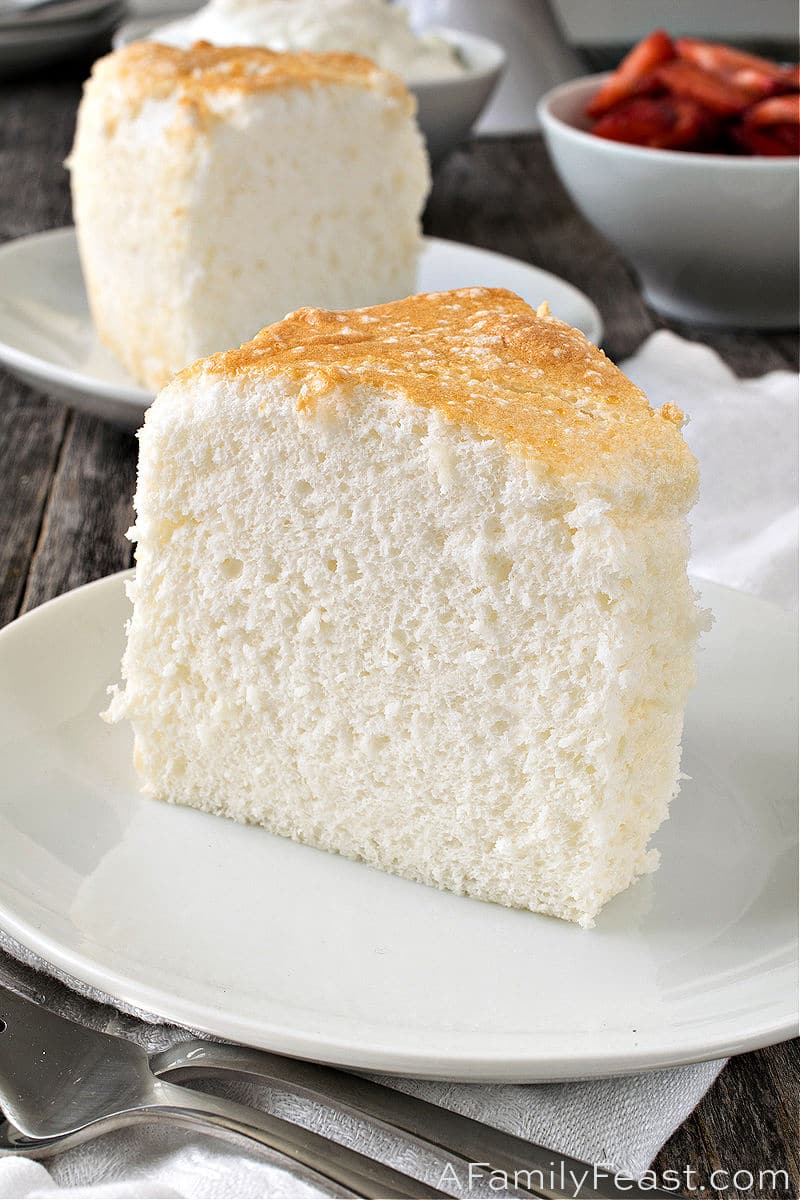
[155,1042,677,1200]
[147,1078,450,1200]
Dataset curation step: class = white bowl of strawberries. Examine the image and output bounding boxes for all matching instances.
[538,32,799,328]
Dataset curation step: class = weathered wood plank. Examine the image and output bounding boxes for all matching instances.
[18,412,137,614]
[769,334,800,370]
[0,74,78,240]
[0,376,67,624]
[653,1040,799,1198]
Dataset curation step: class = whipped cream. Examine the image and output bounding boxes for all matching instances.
[152,0,465,82]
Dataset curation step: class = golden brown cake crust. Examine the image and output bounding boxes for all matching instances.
[189,288,697,505]
[89,40,412,110]
[88,39,412,114]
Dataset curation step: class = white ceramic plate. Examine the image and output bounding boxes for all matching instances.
[0,227,603,430]
[0,572,795,1081]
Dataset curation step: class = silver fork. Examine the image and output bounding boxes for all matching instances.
[149,1040,671,1200]
[0,984,454,1199]
[0,984,674,1200]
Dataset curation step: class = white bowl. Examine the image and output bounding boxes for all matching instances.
[538,73,800,328]
[408,28,505,162]
[111,21,505,164]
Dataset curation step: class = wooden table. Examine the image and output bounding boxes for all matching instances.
[0,59,797,1200]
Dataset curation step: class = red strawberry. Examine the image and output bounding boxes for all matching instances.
[746,94,800,126]
[587,30,675,117]
[591,97,715,151]
[675,38,795,85]
[655,58,754,115]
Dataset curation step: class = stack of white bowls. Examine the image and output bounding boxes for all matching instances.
[0,0,126,77]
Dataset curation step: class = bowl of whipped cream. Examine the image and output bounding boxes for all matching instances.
[113,0,506,162]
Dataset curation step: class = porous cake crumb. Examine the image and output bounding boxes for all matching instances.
[107,288,703,927]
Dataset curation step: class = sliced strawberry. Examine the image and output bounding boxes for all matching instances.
[746,94,800,125]
[655,58,754,115]
[587,30,675,117]
[675,38,794,85]
[667,98,720,149]
[590,97,715,151]
[729,67,787,99]
[733,121,800,155]
[590,99,672,146]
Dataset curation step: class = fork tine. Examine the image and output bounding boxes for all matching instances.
[0,986,455,1199]
[0,984,152,1137]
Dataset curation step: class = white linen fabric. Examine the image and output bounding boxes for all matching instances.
[623,331,798,610]
[1,332,796,1199]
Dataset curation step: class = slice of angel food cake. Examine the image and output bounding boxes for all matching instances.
[106,288,705,927]
[68,41,430,390]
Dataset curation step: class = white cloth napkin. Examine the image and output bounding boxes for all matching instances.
[1,332,796,1199]
[624,331,798,611]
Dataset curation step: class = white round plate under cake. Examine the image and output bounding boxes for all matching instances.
[0,227,603,430]
[0,571,796,1081]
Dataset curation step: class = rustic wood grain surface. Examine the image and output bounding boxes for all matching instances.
[0,57,797,1200]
